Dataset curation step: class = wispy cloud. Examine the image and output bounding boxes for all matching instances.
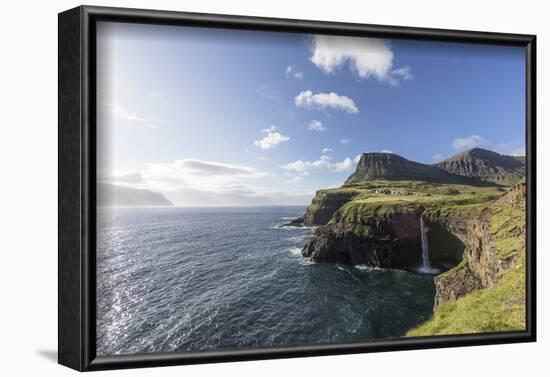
[104,103,161,128]
[286,171,310,183]
[309,35,412,85]
[102,159,316,206]
[283,155,355,173]
[253,126,290,150]
[340,138,352,145]
[295,90,358,114]
[286,65,303,80]
[432,154,445,161]
[322,147,333,153]
[99,171,144,184]
[390,66,413,82]
[174,159,258,176]
[307,120,327,132]
[381,149,393,153]
[452,135,487,150]
[137,158,269,194]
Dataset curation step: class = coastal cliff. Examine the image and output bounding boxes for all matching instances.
[300,180,501,271]
[302,189,360,226]
[408,184,526,335]
[296,149,526,335]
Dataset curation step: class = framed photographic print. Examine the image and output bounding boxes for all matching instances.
[58,5,536,371]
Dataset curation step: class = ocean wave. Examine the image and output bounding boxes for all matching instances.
[354,264,372,271]
[289,247,302,256]
[271,223,319,230]
[298,259,316,266]
[287,234,311,242]
[354,264,409,274]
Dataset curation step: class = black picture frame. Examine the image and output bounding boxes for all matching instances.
[58,5,537,372]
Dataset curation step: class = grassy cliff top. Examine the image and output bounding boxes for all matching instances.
[322,181,505,222]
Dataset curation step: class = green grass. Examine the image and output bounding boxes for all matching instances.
[319,181,503,230]
[407,257,526,336]
[489,196,526,259]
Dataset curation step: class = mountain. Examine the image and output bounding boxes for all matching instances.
[97,183,173,207]
[344,152,473,186]
[435,148,525,185]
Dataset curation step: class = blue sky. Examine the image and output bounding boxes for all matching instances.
[96,22,525,207]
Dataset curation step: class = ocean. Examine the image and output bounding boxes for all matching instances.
[96,206,435,356]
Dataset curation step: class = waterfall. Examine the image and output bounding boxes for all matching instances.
[418,212,438,274]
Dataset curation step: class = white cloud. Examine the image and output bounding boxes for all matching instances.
[390,66,413,81]
[322,147,333,153]
[309,35,412,85]
[104,103,161,128]
[452,135,487,150]
[295,90,359,114]
[174,159,257,176]
[286,171,310,183]
[102,159,316,207]
[307,120,327,132]
[432,154,444,161]
[283,155,355,173]
[102,159,269,198]
[254,126,290,150]
[381,149,393,153]
[286,65,303,80]
[340,138,352,145]
[354,154,362,163]
[99,171,144,184]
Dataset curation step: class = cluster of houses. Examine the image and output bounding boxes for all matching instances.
[367,188,430,197]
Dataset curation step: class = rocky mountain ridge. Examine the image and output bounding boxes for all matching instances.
[344,152,474,186]
[435,147,525,186]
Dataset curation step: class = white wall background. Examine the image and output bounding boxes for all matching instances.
[0,0,546,375]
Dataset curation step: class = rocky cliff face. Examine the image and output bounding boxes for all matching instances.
[435,148,525,186]
[301,189,360,226]
[303,209,424,267]
[432,184,525,306]
[302,206,465,271]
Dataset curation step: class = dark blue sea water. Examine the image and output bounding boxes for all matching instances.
[97,206,435,356]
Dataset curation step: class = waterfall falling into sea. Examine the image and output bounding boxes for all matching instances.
[418,212,438,274]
